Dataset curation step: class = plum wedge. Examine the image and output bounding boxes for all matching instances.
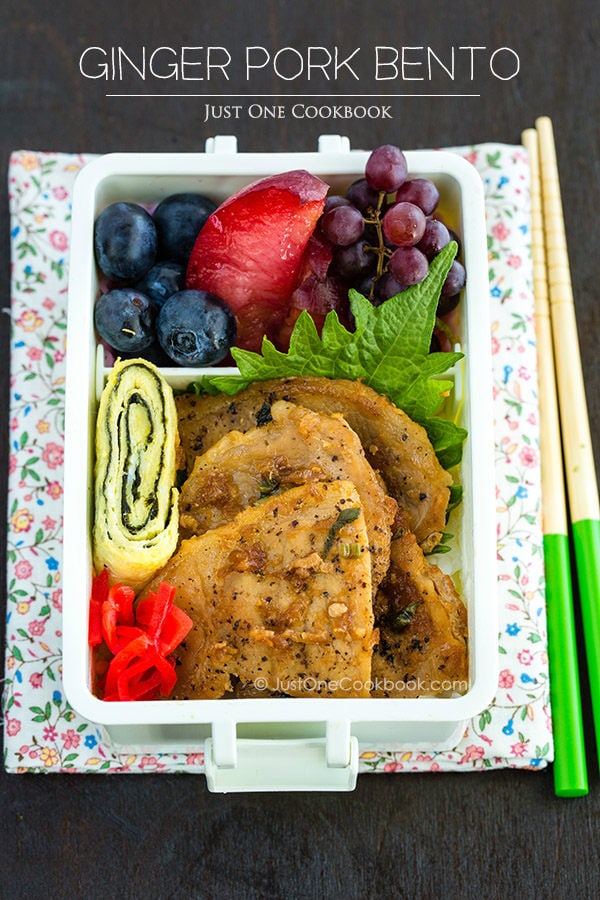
[186,169,329,351]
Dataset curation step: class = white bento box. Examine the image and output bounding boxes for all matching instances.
[62,135,497,792]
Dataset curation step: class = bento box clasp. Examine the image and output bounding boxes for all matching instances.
[204,720,358,793]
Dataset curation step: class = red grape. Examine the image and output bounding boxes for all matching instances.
[441,259,466,298]
[346,178,380,214]
[437,292,462,318]
[382,202,426,247]
[394,178,440,215]
[376,272,406,301]
[389,246,429,285]
[365,145,408,193]
[332,240,378,279]
[320,205,365,246]
[418,219,450,259]
[323,194,352,213]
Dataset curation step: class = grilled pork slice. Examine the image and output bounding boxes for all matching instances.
[176,377,451,552]
[179,400,397,594]
[144,480,375,699]
[371,527,468,697]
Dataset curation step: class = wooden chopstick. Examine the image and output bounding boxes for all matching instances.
[536,116,600,784]
[522,125,587,796]
[536,116,600,521]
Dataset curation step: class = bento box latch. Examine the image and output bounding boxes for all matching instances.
[204,720,358,792]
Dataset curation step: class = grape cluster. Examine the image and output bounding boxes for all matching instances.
[319,144,466,313]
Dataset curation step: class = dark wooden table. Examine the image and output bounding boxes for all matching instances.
[2,1,599,896]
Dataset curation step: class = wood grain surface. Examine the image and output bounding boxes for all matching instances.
[1,1,600,897]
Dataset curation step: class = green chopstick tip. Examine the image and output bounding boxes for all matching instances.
[543,533,589,798]
[554,784,588,798]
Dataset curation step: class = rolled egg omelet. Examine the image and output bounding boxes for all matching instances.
[93,358,179,591]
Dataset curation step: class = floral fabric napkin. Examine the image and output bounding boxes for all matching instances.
[3,144,551,775]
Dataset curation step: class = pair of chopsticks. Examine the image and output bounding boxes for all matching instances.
[522,117,599,797]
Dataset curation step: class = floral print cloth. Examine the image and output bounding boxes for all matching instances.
[3,145,550,775]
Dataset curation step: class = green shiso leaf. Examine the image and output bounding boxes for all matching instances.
[200,241,466,466]
[425,418,469,471]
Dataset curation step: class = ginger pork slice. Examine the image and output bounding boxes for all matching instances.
[176,376,451,552]
[144,480,375,699]
[371,527,468,698]
[178,399,397,594]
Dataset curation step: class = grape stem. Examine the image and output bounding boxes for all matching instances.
[363,190,393,298]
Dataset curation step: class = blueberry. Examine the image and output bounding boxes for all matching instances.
[156,290,236,366]
[94,288,157,353]
[94,202,157,282]
[134,261,185,307]
[152,193,217,265]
